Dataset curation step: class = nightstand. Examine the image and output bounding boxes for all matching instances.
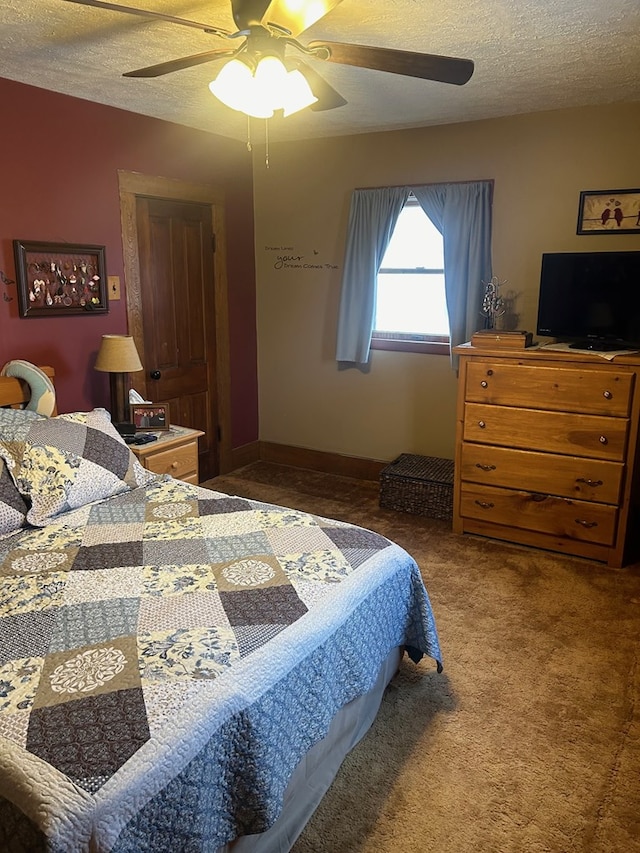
[130,425,204,485]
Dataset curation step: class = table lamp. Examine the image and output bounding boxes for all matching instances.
[95,334,143,425]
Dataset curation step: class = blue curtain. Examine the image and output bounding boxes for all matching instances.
[335,181,493,366]
[413,182,493,353]
[335,186,411,364]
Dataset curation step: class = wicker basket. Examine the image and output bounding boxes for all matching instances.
[379,454,454,521]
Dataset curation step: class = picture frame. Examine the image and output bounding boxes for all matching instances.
[13,240,108,317]
[132,404,170,431]
[577,189,640,235]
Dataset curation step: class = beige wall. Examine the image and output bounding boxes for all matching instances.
[252,102,640,463]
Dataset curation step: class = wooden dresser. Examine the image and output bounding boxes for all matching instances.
[453,344,640,567]
[130,425,204,485]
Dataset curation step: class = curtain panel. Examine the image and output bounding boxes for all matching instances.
[335,181,493,366]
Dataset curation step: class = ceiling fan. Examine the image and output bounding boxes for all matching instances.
[61,0,474,118]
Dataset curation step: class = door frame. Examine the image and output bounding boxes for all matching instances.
[118,169,232,474]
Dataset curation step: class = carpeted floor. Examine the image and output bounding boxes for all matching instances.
[202,462,640,853]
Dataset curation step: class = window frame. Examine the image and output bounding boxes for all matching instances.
[370,333,450,355]
[371,197,450,356]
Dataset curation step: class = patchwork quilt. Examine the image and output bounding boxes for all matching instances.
[0,476,441,852]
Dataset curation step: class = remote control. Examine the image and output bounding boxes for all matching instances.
[133,433,158,445]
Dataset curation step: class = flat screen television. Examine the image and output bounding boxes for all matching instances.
[536,251,640,351]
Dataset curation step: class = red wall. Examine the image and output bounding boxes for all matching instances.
[0,78,258,449]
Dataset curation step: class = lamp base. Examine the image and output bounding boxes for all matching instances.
[109,372,129,425]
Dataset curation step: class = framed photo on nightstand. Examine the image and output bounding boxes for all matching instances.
[132,404,170,431]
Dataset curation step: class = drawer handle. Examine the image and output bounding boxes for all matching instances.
[478,420,486,429]
[475,463,496,471]
[480,380,488,388]
[575,519,598,529]
[474,499,494,509]
[576,477,603,488]
[171,461,179,469]
[603,390,613,400]
[486,369,493,376]
[599,435,608,445]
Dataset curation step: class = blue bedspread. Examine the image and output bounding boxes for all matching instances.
[0,477,441,852]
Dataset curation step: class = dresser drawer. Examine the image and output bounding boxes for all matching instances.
[465,361,634,416]
[460,443,624,504]
[463,403,629,461]
[142,440,198,479]
[459,483,618,546]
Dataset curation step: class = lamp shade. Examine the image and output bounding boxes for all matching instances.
[95,335,143,374]
[95,335,143,425]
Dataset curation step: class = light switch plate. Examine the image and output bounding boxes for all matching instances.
[108,275,121,300]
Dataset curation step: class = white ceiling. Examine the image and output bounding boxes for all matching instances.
[1,0,639,144]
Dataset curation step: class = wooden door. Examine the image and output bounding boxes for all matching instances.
[135,196,218,480]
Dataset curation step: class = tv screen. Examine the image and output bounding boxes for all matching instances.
[536,251,640,350]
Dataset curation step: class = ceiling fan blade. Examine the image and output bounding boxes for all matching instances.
[261,0,345,36]
[60,0,231,37]
[123,48,239,79]
[308,41,474,86]
[288,60,347,111]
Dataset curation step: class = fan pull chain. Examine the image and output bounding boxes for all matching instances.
[246,115,252,152]
[265,119,270,169]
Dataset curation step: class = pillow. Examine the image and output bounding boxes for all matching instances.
[0,458,29,535]
[0,408,156,526]
[0,408,45,535]
[0,405,44,438]
[0,360,56,416]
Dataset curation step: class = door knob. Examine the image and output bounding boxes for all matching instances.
[150,370,161,380]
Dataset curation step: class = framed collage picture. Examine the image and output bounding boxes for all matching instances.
[13,240,108,317]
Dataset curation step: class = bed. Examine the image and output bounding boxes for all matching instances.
[0,366,442,853]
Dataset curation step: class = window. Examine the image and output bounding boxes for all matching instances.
[336,181,491,365]
[371,197,449,355]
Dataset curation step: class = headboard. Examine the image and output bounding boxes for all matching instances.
[0,366,56,411]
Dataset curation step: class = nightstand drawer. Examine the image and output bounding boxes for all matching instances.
[460,483,617,546]
[143,440,198,479]
[460,443,624,504]
[465,361,634,416]
[463,403,629,461]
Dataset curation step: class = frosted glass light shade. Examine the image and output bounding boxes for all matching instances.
[209,59,274,118]
[254,56,289,95]
[282,69,318,116]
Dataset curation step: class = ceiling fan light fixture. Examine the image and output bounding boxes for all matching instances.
[209,53,317,119]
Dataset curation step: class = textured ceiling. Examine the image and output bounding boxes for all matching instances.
[1,0,639,143]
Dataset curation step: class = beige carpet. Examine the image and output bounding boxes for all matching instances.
[202,462,640,853]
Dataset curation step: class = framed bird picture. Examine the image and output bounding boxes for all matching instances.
[577,189,640,235]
